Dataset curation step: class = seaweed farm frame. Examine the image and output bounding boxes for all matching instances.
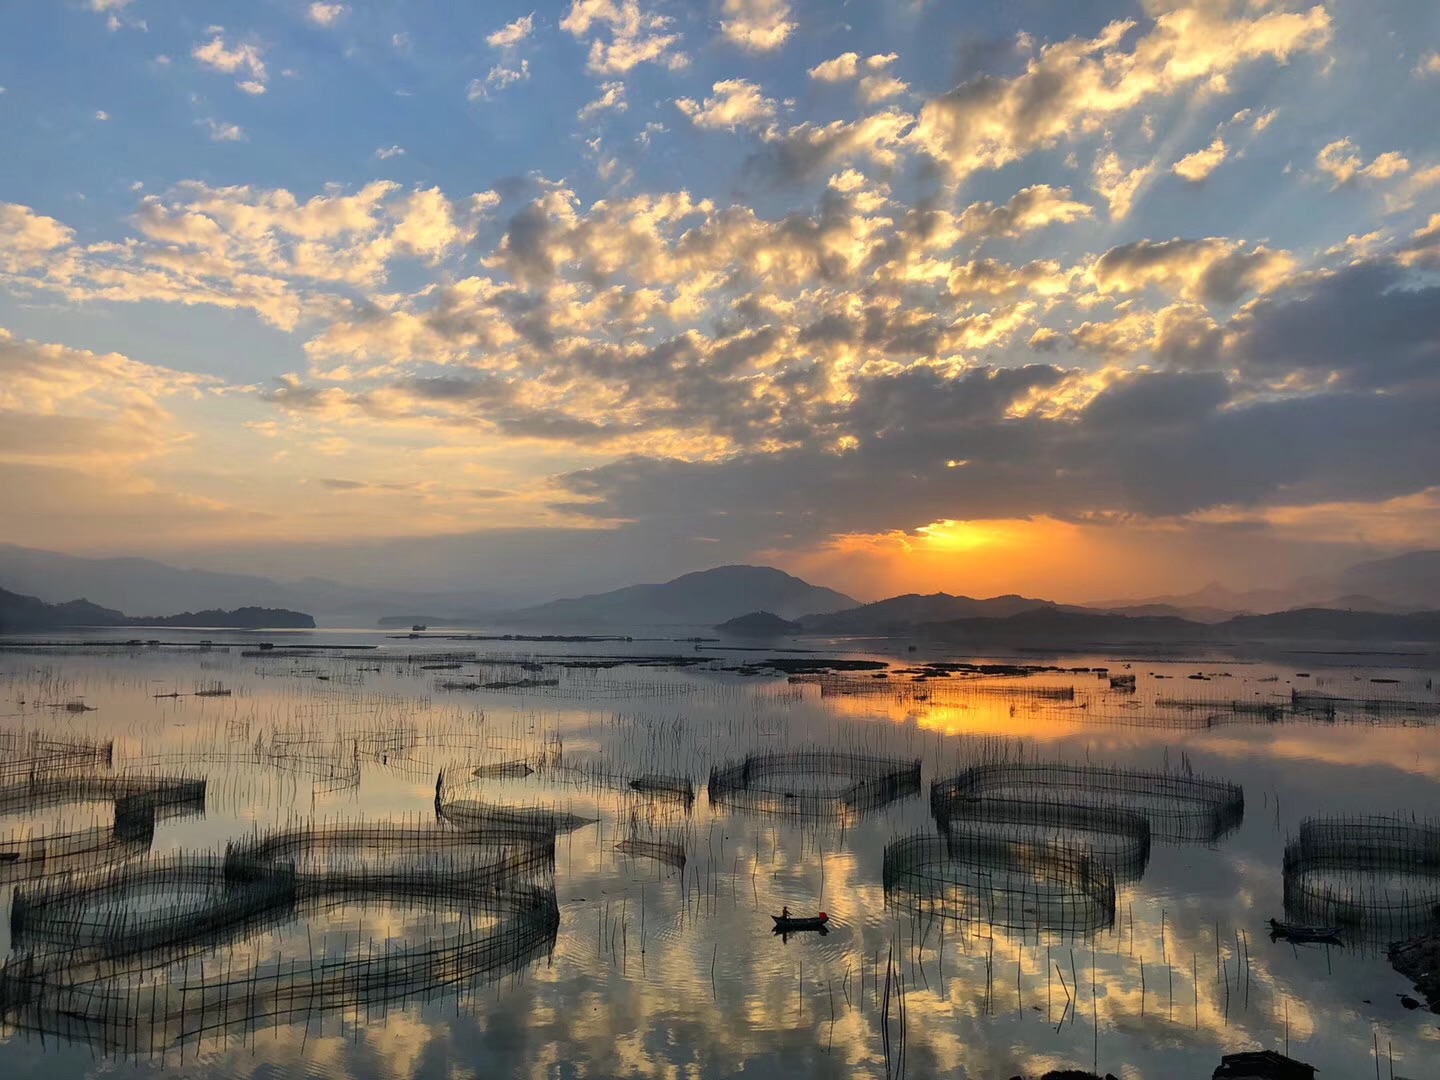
[0,631,1436,1078]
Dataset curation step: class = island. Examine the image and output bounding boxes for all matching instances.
[0,587,315,632]
[713,610,803,636]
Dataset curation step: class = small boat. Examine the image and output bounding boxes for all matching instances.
[411,624,428,632]
[1267,918,1343,945]
[772,912,829,932]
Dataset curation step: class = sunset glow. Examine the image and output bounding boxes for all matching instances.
[1,0,1437,598]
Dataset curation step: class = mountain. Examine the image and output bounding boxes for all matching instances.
[132,607,315,629]
[508,565,857,627]
[1219,607,1440,641]
[1085,551,1440,617]
[800,592,1058,634]
[1333,551,1440,608]
[0,587,129,631]
[714,611,803,636]
[1084,581,1295,617]
[1308,594,1425,614]
[0,543,509,623]
[0,587,315,632]
[1088,602,1241,623]
[920,607,1201,645]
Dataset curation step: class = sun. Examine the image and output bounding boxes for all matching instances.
[912,519,1010,552]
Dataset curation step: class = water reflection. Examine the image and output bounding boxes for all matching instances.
[0,635,1434,1077]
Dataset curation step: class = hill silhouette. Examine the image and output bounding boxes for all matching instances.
[508,565,856,627]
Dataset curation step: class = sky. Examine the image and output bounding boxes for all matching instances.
[1,0,1438,602]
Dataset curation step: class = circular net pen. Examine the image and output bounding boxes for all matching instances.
[1282,815,1440,942]
[883,831,1116,937]
[930,794,1151,883]
[706,751,922,821]
[10,823,556,970]
[0,881,559,1058]
[932,762,1244,845]
[225,820,557,886]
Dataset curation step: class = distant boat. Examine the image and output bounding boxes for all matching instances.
[1267,918,1343,945]
[411,623,428,632]
[772,912,829,933]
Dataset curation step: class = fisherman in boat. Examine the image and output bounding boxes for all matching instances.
[781,905,790,919]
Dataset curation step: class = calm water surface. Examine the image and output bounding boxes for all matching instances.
[0,629,1436,1078]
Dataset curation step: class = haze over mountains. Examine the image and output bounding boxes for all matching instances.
[1,542,1438,635]
[0,586,314,632]
[0,544,512,624]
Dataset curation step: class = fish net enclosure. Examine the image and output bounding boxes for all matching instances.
[931,795,1152,883]
[1290,690,1440,721]
[615,835,687,872]
[0,774,205,818]
[0,776,207,882]
[434,770,599,838]
[2,799,566,1056]
[223,820,557,879]
[1282,815,1440,940]
[8,857,301,967]
[10,826,555,966]
[0,881,559,1056]
[707,750,922,820]
[0,734,113,783]
[932,762,1244,844]
[883,831,1116,936]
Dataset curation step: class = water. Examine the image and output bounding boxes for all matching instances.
[0,629,1436,1078]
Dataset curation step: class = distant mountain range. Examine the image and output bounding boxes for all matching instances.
[507,565,857,626]
[3,541,1439,639]
[0,586,314,632]
[1085,551,1440,617]
[799,593,1065,633]
[0,543,510,623]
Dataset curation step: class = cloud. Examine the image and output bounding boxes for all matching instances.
[487,13,535,48]
[1417,52,1440,77]
[676,79,776,131]
[307,3,349,27]
[0,327,209,473]
[389,187,463,260]
[719,0,795,54]
[578,81,627,122]
[0,204,75,271]
[559,0,687,75]
[745,110,914,184]
[807,52,906,102]
[551,341,1440,549]
[1089,237,1296,304]
[1172,137,1228,182]
[469,61,531,99]
[0,181,483,333]
[1091,149,1155,220]
[0,461,254,550]
[1386,165,1440,214]
[200,118,246,141]
[952,184,1092,237]
[909,5,1330,181]
[193,32,269,93]
[1225,259,1440,391]
[375,145,406,159]
[1315,138,1410,187]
